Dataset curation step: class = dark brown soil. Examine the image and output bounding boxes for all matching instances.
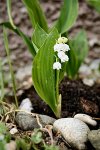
[18,77,100,120]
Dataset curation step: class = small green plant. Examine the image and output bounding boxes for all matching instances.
[1,0,89,117]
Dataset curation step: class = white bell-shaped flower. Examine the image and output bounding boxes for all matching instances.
[53,62,61,70]
[58,51,69,62]
[61,54,69,62]
[54,43,70,52]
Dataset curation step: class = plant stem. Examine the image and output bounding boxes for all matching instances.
[0,58,4,101]
[55,69,61,118]
[3,27,18,108]
[7,0,16,29]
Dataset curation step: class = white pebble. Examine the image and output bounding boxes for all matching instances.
[19,98,33,112]
[53,118,90,150]
[74,114,97,126]
[83,78,95,86]
[10,128,18,135]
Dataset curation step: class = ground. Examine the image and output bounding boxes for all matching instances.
[0,0,100,150]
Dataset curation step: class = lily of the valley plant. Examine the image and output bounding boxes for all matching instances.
[32,35,70,117]
[1,0,89,117]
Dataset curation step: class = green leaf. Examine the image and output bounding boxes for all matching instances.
[66,30,88,78]
[0,22,36,57]
[0,122,7,134]
[86,0,100,13]
[31,130,42,144]
[32,24,47,49]
[22,0,48,32]
[0,141,6,150]
[16,139,28,150]
[55,0,78,34]
[66,49,78,78]
[32,28,59,117]
[7,0,15,28]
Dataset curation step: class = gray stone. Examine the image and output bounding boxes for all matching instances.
[53,118,90,150]
[16,112,56,130]
[88,129,100,150]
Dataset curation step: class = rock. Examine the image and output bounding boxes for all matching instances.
[39,114,56,126]
[53,118,90,150]
[10,128,18,135]
[83,78,95,86]
[19,98,33,112]
[16,112,56,130]
[74,114,97,126]
[16,98,56,130]
[88,129,100,150]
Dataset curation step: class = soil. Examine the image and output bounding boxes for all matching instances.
[17,77,100,124]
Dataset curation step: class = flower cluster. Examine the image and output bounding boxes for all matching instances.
[53,37,70,70]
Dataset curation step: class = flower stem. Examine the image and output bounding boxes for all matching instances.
[55,69,61,118]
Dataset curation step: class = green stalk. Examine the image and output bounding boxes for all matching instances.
[55,69,61,118]
[0,58,4,101]
[3,27,18,108]
[7,0,16,29]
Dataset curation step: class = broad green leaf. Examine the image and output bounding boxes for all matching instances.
[32,24,47,49]
[86,0,100,13]
[22,0,48,32]
[66,49,78,78]
[71,30,88,62]
[0,22,36,57]
[55,0,78,34]
[66,30,88,78]
[32,28,59,116]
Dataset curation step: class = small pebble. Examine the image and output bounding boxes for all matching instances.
[83,78,95,86]
[19,98,33,112]
[10,128,18,135]
[53,118,90,150]
[74,113,97,126]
